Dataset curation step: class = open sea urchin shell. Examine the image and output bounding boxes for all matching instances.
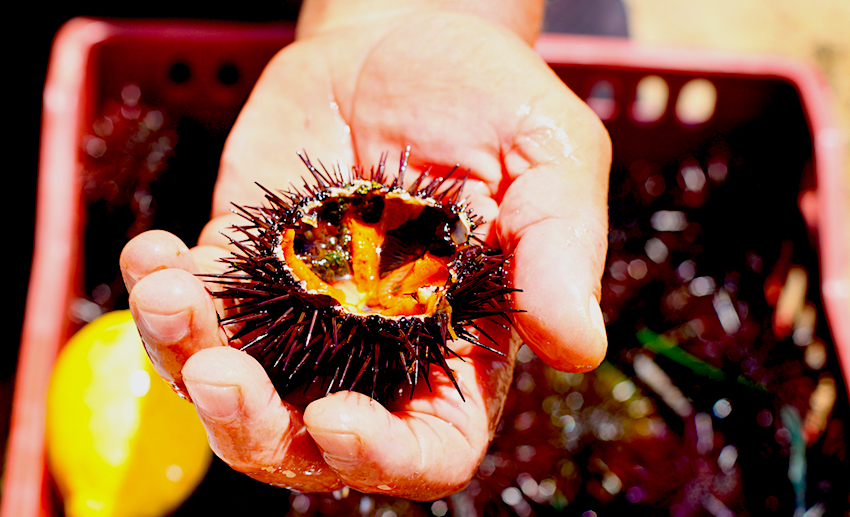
[206,149,519,403]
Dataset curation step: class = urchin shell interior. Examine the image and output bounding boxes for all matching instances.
[206,149,518,403]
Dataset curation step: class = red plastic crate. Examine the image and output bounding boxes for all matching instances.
[5,18,847,517]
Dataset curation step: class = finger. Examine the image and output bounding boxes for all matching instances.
[182,346,343,492]
[195,213,266,317]
[498,125,611,372]
[504,209,608,371]
[305,393,481,500]
[303,332,517,500]
[189,244,231,316]
[486,37,612,372]
[190,244,230,277]
[197,213,246,250]
[129,268,226,398]
[120,229,198,292]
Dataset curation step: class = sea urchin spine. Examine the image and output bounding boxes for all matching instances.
[205,148,520,403]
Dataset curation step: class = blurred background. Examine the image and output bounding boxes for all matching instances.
[5,0,849,508]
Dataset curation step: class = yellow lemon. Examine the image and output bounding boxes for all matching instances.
[47,310,212,517]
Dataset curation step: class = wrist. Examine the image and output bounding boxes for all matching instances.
[296,0,544,45]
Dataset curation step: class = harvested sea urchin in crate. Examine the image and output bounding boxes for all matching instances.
[206,149,518,403]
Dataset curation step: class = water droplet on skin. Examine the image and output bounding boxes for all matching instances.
[329,97,352,139]
[533,116,576,159]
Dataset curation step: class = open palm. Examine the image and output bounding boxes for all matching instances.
[121,10,610,500]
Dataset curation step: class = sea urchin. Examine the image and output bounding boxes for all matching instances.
[205,148,519,403]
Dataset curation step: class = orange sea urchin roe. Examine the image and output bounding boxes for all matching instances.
[376,254,450,316]
[280,229,346,300]
[287,195,454,318]
[347,215,381,298]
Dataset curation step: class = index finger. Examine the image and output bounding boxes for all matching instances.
[121,230,230,397]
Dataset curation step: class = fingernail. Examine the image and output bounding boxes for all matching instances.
[135,308,191,344]
[185,381,241,421]
[588,294,607,342]
[310,431,363,469]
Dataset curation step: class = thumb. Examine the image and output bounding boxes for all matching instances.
[498,162,609,372]
[509,215,608,371]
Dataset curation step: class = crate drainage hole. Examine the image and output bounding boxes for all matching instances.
[218,64,240,86]
[169,62,191,84]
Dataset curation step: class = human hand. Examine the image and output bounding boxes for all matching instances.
[120,4,610,501]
